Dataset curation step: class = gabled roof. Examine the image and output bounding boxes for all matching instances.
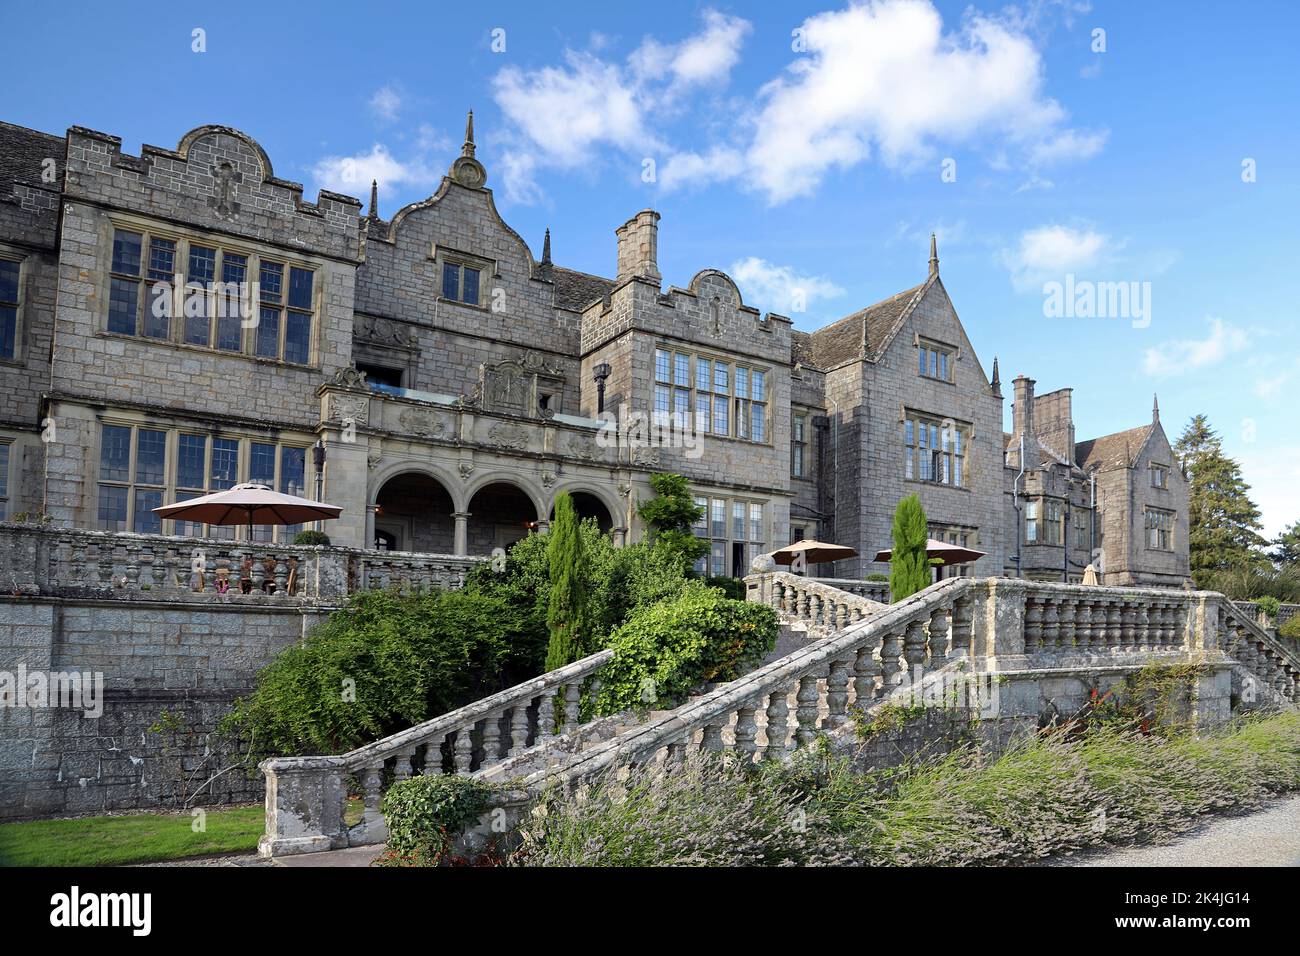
[552,266,615,312]
[0,120,64,190]
[791,329,814,367]
[1075,424,1153,472]
[806,279,929,369]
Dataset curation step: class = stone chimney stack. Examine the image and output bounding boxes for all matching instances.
[1011,374,1041,469]
[616,209,661,282]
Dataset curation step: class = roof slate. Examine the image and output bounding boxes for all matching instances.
[806,281,928,369]
[552,266,615,312]
[0,121,65,190]
[1075,424,1153,471]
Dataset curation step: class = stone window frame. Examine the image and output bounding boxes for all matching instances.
[0,245,26,365]
[691,493,766,577]
[916,336,957,383]
[791,411,808,477]
[101,216,320,367]
[1073,507,1090,549]
[0,440,10,519]
[93,416,312,540]
[434,247,494,309]
[1149,462,1169,489]
[903,410,970,487]
[653,345,769,446]
[1145,506,1175,551]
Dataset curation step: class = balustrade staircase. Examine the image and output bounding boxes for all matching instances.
[260,573,1299,857]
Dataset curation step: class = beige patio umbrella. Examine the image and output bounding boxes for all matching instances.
[153,482,343,540]
[1081,563,1100,585]
[873,538,988,567]
[770,539,859,566]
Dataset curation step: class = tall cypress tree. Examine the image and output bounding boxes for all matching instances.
[889,494,932,601]
[1174,414,1267,587]
[545,492,590,670]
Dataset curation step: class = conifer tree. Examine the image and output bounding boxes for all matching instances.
[1174,414,1267,586]
[545,492,590,670]
[889,494,932,601]
[637,473,709,570]
[1271,521,1300,566]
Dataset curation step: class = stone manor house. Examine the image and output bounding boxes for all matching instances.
[0,114,1189,586]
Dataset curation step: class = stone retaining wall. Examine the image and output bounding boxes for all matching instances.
[0,595,332,820]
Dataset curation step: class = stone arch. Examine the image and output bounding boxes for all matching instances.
[465,476,541,557]
[549,484,622,535]
[687,268,745,307]
[371,467,458,554]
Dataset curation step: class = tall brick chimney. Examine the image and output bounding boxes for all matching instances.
[1011,374,1041,469]
[615,209,661,282]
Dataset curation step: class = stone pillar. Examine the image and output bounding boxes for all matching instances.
[535,519,551,534]
[452,512,470,557]
[258,757,347,858]
[364,504,378,551]
[971,579,1029,670]
[612,526,627,548]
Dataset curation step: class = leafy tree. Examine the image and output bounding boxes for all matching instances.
[637,473,709,570]
[889,494,931,601]
[1174,415,1267,587]
[1271,521,1300,566]
[545,492,590,670]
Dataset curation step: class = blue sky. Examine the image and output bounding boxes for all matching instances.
[3,0,1298,535]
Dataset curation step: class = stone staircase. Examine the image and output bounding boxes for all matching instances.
[258,573,1300,858]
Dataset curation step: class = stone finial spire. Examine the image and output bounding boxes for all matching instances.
[928,232,939,277]
[539,227,553,281]
[1153,393,1160,424]
[991,356,1001,394]
[368,180,379,219]
[463,109,476,158]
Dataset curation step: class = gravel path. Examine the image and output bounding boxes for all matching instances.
[1044,793,1300,867]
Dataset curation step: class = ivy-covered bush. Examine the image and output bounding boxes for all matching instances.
[377,773,496,867]
[1279,614,1300,640]
[221,588,535,759]
[595,583,778,715]
[292,530,331,546]
[1255,595,1281,623]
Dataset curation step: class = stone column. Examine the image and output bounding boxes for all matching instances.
[452,512,470,557]
[364,504,378,551]
[611,526,627,548]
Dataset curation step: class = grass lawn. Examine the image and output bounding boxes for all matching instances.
[0,804,265,867]
[0,797,367,867]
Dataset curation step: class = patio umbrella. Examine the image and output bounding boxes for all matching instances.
[153,482,343,539]
[1081,563,1100,585]
[770,539,859,566]
[873,538,987,567]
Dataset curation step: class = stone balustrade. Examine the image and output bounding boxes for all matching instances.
[811,577,891,603]
[516,578,975,794]
[1218,599,1300,706]
[751,571,889,635]
[0,522,483,602]
[258,648,614,856]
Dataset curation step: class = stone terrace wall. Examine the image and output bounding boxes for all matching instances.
[0,595,330,820]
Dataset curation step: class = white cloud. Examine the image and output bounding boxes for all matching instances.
[311,127,451,204]
[729,256,845,316]
[1000,224,1111,291]
[1253,373,1288,400]
[491,9,751,203]
[675,0,1106,203]
[1141,318,1251,378]
[368,84,403,122]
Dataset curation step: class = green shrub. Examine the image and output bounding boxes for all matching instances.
[545,492,591,670]
[865,573,889,582]
[292,530,331,546]
[637,473,709,570]
[705,576,746,601]
[466,521,691,658]
[221,589,535,759]
[377,774,496,867]
[595,583,778,714]
[889,494,931,601]
[1256,595,1281,623]
[1280,614,1300,640]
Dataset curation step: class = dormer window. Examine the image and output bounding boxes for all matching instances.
[918,340,954,382]
[441,261,481,306]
